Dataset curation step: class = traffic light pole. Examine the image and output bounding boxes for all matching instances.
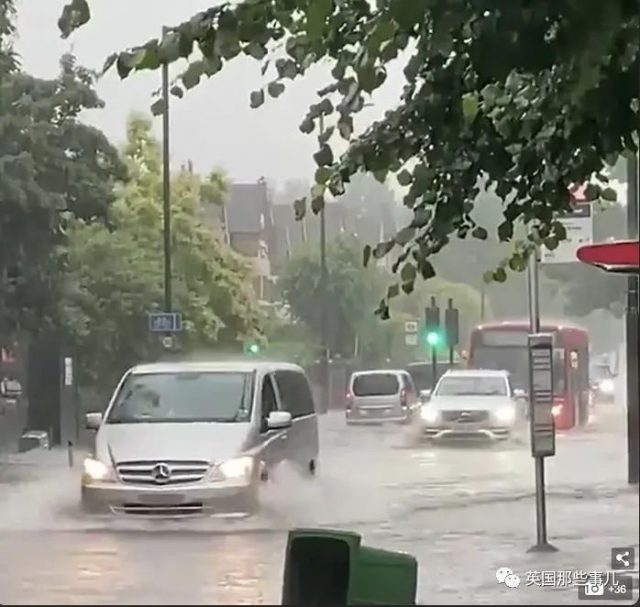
[626,153,639,485]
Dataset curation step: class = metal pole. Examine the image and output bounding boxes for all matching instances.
[161,26,172,315]
[626,154,639,485]
[319,114,329,414]
[480,285,486,321]
[527,247,556,551]
[448,298,454,367]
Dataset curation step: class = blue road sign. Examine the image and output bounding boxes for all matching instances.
[148,312,183,333]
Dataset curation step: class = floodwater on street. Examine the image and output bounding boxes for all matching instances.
[0,409,637,605]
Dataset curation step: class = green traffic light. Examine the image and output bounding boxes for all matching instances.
[248,343,260,354]
[426,331,440,346]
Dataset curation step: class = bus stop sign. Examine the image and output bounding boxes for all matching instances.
[528,333,556,458]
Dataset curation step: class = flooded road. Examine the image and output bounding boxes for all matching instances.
[0,410,637,604]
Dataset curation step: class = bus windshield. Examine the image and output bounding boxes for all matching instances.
[471,345,566,393]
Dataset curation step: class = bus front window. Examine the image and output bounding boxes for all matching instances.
[471,346,529,390]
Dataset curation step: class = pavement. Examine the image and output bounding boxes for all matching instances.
[0,405,637,605]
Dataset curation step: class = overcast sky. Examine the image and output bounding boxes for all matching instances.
[14,0,406,189]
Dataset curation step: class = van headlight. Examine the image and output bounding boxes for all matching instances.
[216,456,255,480]
[494,406,516,424]
[82,458,115,482]
[421,406,440,425]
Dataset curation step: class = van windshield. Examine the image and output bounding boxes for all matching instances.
[107,372,254,424]
[352,373,399,396]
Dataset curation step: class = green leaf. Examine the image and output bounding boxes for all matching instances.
[397,169,413,186]
[395,226,415,245]
[600,187,618,202]
[300,117,315,134]
[363,244,372,267]
[497,220,514,241]
[101,53,118,76]
[150,98,167,116]
[373,169,387,183]
[400,262,417,283]
[170,85,184,98]
[182,61,204,90]
[544,236,559,250]
[319,126,334,144]
[267,81,286,98]
[313,144,334,167]
[306,0,332,40]
[250,89,265,108]
[387,283,400,300]
[293,197,306,220]
[482,270,494,284]
[493,268,507,283]
[245,41,267,60]
[461,92,479,122]
[58,0,90,39]
[373,241,394,258]
[314,166,331,184]
[418,259,436,280]
[276,58,299,79]
[472,226,488,240]
[401,281,415,295]
[337,116,353,140]
[311,195,325,214]
[203,56,223,76]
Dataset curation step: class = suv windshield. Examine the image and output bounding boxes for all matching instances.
[107,372,253,423]
[435,376,508,397]
[352,373,399,396]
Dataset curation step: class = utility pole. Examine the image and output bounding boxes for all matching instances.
[161,26,172,316]
[626,153,639,485]
[319,114,329,414]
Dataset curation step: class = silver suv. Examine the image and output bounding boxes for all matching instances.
[81,361,319,516]
[346,369,419,425]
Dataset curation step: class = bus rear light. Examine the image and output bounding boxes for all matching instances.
[400,388,408,407]
[552,402,563,417]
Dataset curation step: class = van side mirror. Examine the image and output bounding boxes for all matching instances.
[282,528,418,606]
[514,389,527,401]
[419,389,431,402]
[85,412,102,430]
[267,410,292,430]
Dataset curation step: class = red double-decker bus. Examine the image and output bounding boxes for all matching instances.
[468,321,590,431]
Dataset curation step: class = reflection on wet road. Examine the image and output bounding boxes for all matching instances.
[0,411,636,605]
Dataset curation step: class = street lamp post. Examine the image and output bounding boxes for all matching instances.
[319,114,329,414]
[161,26,172,316]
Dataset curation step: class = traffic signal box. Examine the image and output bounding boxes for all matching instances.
[281,528,418,605]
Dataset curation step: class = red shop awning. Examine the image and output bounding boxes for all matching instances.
[576,240,640,274]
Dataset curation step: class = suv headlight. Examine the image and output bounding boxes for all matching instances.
[82,457,116,482]
[209,456,255,481]
[494,406,516,424]
[421,406,440,424]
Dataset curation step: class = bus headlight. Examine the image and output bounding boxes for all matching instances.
[494,406,516,425]
[421,406,440,425]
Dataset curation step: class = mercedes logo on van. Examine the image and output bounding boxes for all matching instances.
[151,463,171,484]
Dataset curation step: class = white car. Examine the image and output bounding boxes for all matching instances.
[419,369,523,441]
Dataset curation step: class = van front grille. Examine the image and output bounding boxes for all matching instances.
[116,460,209,485]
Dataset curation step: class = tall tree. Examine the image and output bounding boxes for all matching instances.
[60,0,639,317]
[62,115,263,387]
[0,53,126,335]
